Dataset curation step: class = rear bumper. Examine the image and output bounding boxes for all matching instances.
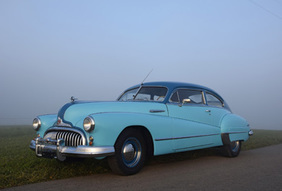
[30,138,115,161]
[249,130,254,136]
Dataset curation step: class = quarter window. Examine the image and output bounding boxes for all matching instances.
[170,89,204,104]
[206,93,223,107]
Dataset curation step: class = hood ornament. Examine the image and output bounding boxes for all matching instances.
[70,96,78,103]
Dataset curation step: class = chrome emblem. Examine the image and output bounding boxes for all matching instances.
[70,96,77,103]
[57,117,62,125]
[57,117,72,128]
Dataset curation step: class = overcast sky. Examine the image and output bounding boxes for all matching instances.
[0,0,282,130]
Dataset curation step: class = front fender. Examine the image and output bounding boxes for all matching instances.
[84,112,174,155]
[36,114,57,137]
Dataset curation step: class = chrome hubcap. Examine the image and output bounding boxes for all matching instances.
[231,141,240,152]
[122,137,142,168]
[123,143,135,161]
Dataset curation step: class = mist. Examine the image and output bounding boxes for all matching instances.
[1,0,282,130]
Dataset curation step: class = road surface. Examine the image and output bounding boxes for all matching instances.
[3,144,282,191]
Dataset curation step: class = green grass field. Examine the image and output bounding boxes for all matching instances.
[1,126,282,189]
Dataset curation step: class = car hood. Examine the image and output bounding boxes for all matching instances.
[58,101,168,126]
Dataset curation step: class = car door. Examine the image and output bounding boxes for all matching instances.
[167,89,221,152]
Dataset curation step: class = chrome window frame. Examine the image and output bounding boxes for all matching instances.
[205,91,225,108]
[169,88,206,105]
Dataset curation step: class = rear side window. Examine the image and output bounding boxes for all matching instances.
[170,89,204,104]
[206,93,223,107]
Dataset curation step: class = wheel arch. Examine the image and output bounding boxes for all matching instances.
[116,125,154,158]
[221,133,245,145]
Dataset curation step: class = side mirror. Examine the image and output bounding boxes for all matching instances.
[182,98,191,104]
[178,98,191,107]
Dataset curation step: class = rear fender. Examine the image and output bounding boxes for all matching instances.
[220,113,250,143]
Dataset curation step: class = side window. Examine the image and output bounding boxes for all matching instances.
[170,91,180,102]
[170,89,204,104]
[206,93,223,107]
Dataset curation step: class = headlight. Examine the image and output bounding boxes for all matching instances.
[83,116,95,132]
[32,117,41,131]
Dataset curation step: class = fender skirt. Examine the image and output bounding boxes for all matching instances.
[221,133,231,145]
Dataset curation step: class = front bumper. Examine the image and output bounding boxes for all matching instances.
[30,138,115,161]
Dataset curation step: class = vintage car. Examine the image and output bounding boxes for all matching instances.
[30,81,253,175]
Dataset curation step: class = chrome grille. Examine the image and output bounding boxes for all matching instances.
[44,128,85,147]
[55,131,83,146]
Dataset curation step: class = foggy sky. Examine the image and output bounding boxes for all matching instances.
[1,0,282,130]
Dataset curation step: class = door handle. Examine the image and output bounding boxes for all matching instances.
[205,110,211,112]
[150,109,165,113]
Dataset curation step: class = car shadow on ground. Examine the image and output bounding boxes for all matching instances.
[147,147,223,166]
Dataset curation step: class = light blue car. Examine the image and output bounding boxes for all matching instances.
[30,81,253,175]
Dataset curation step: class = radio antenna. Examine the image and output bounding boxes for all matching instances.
[141,69,153,85]
[133,69,153,100]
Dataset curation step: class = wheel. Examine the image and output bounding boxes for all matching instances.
[107,129,146,175]
[223,140,241,157]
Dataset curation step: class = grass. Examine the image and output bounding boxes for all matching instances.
[0,126,110,189]
[1,126,282,189]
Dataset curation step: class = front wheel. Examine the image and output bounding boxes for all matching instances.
[223,140,241,157]
[107,129,146,175]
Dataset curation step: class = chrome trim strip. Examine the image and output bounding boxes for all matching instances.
[155,133,219,141]
[149,109,166,113]
[227,131,248,134]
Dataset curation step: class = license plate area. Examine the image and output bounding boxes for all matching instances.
[35,138,66,161]
[35,140,57,158]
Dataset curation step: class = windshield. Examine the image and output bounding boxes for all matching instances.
[118,86,168,102]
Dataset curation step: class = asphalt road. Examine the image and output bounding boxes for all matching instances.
[4,144,282,191]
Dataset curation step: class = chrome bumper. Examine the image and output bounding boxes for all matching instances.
[30,138,115,161]
[249,130,254,136]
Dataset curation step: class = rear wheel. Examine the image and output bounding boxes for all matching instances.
[108,129,146,175]
[223,140,241,157]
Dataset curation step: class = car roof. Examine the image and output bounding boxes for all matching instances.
[121,81,230,110]
[125,81,224,101]
[144,81,211,90]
